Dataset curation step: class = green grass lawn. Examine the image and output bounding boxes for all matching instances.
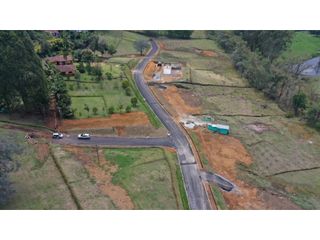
[282,31,320,60]
[104,148,187,209]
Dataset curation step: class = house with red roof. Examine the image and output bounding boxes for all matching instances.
[46,55,76,75]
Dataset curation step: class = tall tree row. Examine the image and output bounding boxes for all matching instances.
[0,31,48,113]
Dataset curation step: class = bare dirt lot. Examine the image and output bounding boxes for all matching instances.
[192,127,300,209]
[151,85,201,119]
[62,112,150,131]
[61,111,167,137]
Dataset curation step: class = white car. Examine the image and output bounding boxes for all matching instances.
[78,133,91,140]
[52,132,64,139]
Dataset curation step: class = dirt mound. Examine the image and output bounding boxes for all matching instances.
[61,112,150,131]
[144,61,157,81]
[192,128,299,209]
[64,146,134,209]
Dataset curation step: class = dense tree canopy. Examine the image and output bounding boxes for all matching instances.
[235,31,293,61]
[0,31,48,113]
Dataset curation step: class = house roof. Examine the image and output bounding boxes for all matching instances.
[46,55,73,63]
[55,64,76,73]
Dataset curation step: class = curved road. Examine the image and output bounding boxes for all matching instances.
[133,40,211,210]
[54,40,212,209]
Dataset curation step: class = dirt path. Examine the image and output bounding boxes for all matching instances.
[193,128,300,209]
[63,146,134,209]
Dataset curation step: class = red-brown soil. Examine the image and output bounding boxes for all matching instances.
[64,146,134,209]
[61,112,150,131]
[192,128,300,209]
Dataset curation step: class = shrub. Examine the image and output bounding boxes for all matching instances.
[106,72,113,80]
[131,97,138,107]
[125,105,132,113]
[108,106,115,114]
[92,107,98,115]
[125,87,132,96]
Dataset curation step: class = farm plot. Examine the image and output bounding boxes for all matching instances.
[104,148,187,209]
[66,63,140,118]
[215,115,320,209]
[160,39,219,52]
[185,85,284,116]
[191,69,247,86]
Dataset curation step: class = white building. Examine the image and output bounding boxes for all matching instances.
[163,65,172,75]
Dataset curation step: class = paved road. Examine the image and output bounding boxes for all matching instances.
[54,135,173,147]
[133,40,211,210]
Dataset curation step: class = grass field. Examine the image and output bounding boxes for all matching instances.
[282,31,320,60]
[0,128,78,210]
[98,31,150,56]
[104,148,187,209]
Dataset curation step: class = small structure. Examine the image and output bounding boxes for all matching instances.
[208,124,230,135]
[46,55,76,75]
[163,64,172,75]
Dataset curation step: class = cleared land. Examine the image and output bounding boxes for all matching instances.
[153,37,320,209]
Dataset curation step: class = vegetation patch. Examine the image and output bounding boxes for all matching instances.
[104,148,186,209]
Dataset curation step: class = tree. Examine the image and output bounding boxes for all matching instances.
[131,97,138,107]
[44,63,73,118]
[125,105,132,113]
[81,49,94,63]
[92,107,98,115]
[84,104,90,117]
[293,92,307,115]
[122,80,130,89]
[107,44,117,55]
[0,31,49,113]
[134,40,149,56]
[105,72,113,80]
[108,106,115,114]
[306,104,320,130]
[118,104,123,112]
[235,31,294,61]
[125,87,132,96]
[77,62,86,73]
[167,30,193,39]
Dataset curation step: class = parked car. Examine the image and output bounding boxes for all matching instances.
[78,133,91,140]
[52,132,64,139]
